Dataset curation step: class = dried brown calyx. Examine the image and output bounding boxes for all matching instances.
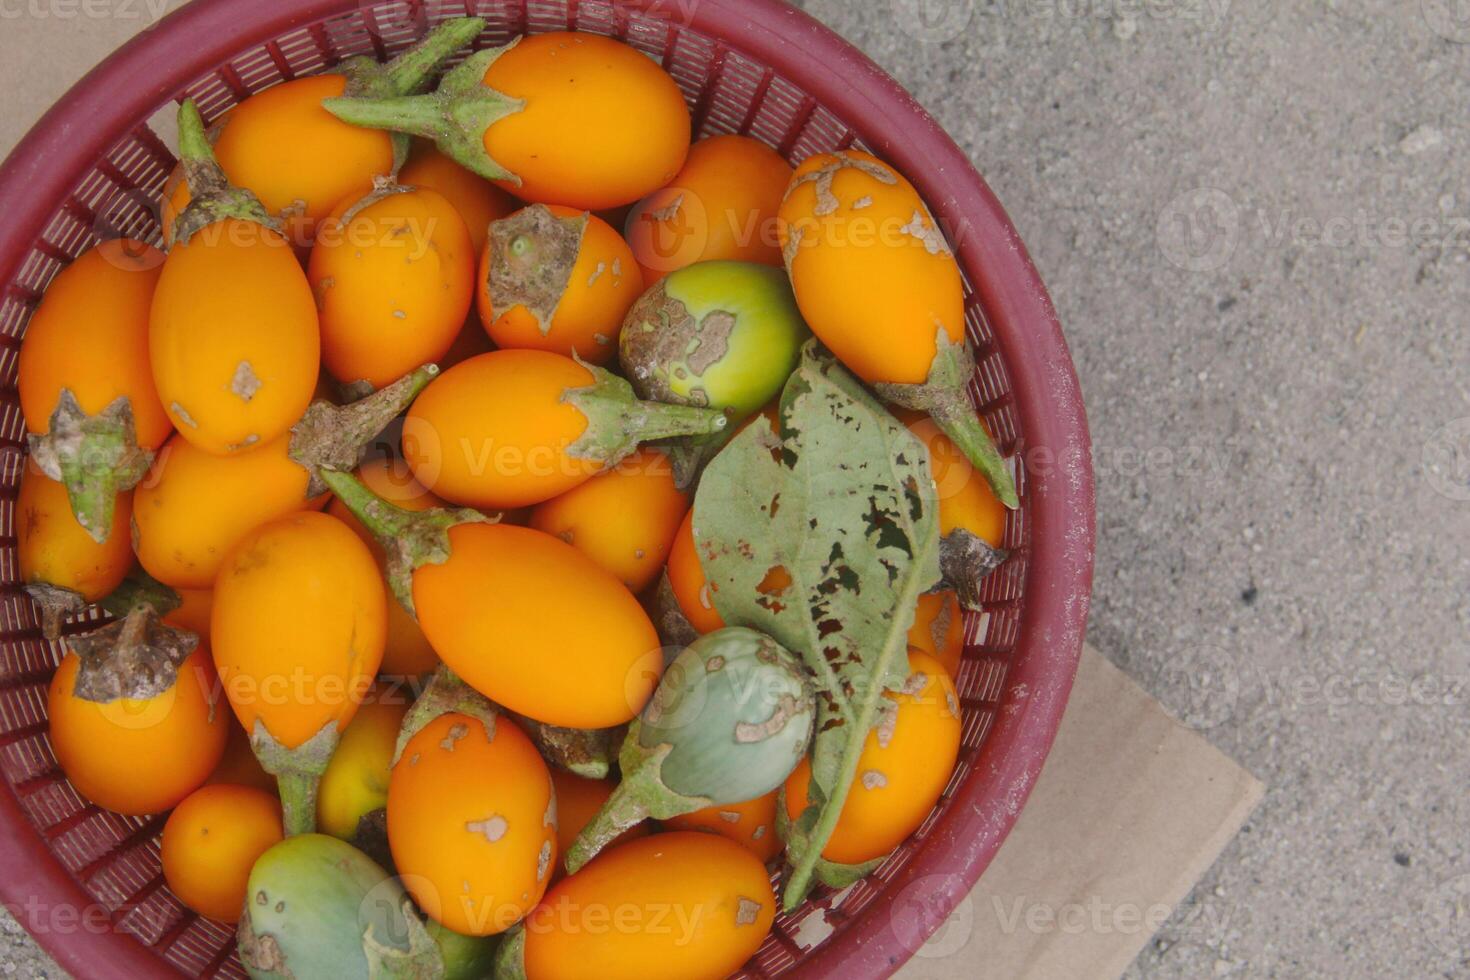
[289,364,440,498]
[650,571,700,650]
[938,528,1009,611]
[513,715,625,781]
[24,583,86,644]
[486,204,588,334]
[67,606,197,704]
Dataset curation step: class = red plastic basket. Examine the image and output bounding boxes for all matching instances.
[0,1,1094,977]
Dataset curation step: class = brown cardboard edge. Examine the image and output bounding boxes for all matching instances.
[896,644,1266,979]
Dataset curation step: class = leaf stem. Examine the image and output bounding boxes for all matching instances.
[782,543,931,909]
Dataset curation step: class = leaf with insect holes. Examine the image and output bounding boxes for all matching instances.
[691,341,941,909]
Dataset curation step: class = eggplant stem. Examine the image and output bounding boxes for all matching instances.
[251,719,340,837]
[322,94,444,137]
[874,331,1019,509]
[175,99,216,173]
[564,728,713,875]
[929,398,1019,509]
[627,402,731,445]
[380,17,486,97]
[173,99,279,242]
[324,45,525,184]
[26,391,153,544]
[288,363,440,497]
[392,665,498,766]
[98,568,181,619]
[276,772,321,837]
[562,362,728,469]
[491,927,528,980]
[563,760,658,875]
[23,582,84,642]
[316,470,492,618]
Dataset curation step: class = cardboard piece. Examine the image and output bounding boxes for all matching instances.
[896,645,1264,979]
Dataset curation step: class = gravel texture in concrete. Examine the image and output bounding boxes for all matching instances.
[2,2,1469,978]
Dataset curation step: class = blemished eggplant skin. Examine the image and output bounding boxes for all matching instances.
[237,834,435,980]
[619,260,810,422]
[638,626,814,804]
[783,650,962,866]
[560,627,814,875]
[149,217,321,455]
[516,832,776,980]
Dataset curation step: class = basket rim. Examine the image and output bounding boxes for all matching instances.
[0,1,1095,977]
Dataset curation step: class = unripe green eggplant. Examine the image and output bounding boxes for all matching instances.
[621,261,808,417]
[619,261,809,484]
[427,920,498,980]
[237,834,440,980]
[564,627,813,873]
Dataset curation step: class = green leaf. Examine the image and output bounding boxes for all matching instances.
[692,341,941,909]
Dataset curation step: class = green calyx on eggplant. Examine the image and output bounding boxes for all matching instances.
[27,391,153,546]
[564,627,814,873]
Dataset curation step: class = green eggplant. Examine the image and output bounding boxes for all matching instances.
[237,834,440,979]
[564,627,813,873]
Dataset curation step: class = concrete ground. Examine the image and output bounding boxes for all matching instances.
[3,1,1469,977]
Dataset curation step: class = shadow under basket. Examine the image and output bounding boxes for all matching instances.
[0,1,1095,977]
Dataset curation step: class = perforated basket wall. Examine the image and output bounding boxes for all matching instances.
[0,2,1094,977]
